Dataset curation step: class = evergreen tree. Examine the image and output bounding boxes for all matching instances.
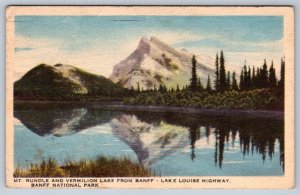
[226,71,231,90]
[278,57,285,89]
[137,82,140,92]
[190,55,198,92]
[243,64,248,90]
[214,53,220,91]
[130,86,134,94]
[252,66,256,89]
[261,59,269,88]
[247,66,251,89]
[256,67,261,88]
[232,71,238,90]
[240,69,244,90]
[269,60,277,88]
[198,78,203,91]
[184,84,188,91]
[176,84,180,92]
[163,85,168,93]
[206,74,212,92]
[219,50,226,92]
[159,84,164,92]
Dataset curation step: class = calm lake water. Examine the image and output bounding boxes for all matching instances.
[14,103,284,176]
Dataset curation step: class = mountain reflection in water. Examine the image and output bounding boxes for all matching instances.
[14,103,284,174]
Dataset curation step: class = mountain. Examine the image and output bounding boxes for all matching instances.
[14,103,121,136]
[14,103,191,165]
[111,114,190,166]
[14,63,126,99]
[109,37,215,90]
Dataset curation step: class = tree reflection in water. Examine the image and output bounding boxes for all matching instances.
[14,103,284,172]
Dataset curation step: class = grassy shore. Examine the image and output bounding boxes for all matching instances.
[14,156,153,177]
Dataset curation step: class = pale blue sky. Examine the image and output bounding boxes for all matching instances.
[14,16,284,79]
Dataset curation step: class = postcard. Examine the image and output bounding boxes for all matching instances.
[6,6,294,189]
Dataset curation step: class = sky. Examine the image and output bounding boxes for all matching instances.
[14,16,284,81]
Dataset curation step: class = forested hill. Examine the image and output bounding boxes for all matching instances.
[14,63,128,101]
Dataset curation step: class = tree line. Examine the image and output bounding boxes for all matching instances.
[190,50,285,93]
[129,50,285,95]
[239,58,285,91]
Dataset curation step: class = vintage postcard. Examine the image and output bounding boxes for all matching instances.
[6,6,294,189]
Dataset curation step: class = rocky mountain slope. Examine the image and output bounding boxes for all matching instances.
[14,63,126,98]
[109,37,215,90]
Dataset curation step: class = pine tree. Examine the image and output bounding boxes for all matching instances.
[206,74,212,92]
[176,84,180,92]
[226,71,231,90]
[256,67,261,88]
[261,59,269,88]
[137,82,140,92]
[247,66,251,90]
[214,53,220,91]
[232,71,238,90]
[190,55,198,92]
[219,50,226,92]
[240,69,244,90]
[185,84,188,91]
[252,66,256,89]
[130,86,134,94]
[198,78,203,91]
[163,85,168,93]
[159,84,164,92]
[269,60,277,88]
[278,57,285,89]
[243,64,248,90]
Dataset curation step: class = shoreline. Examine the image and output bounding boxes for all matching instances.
[100,105,283,120]
[14,100,284,120]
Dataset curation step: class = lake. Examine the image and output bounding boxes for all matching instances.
[14,103,284,176]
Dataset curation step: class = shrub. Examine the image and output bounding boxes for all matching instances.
[123,89,283,110]
[14,156,153,177]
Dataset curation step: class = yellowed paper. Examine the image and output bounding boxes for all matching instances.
[6,6,294,189]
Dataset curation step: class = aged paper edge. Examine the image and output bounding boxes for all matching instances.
[5,6,295,189]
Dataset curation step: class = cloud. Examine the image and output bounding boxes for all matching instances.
[178,36,284,76]
[14,35,64,81]
[148,30,203,45]
[13,31,203,81]
[13,35,140,81]
[226,39,283,53]
[15,34,60,49]
[15,47,34,52]
[176,32,283,53]
[13,31,284,82]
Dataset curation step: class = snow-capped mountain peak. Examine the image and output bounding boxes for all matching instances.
[109,37,215,90]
